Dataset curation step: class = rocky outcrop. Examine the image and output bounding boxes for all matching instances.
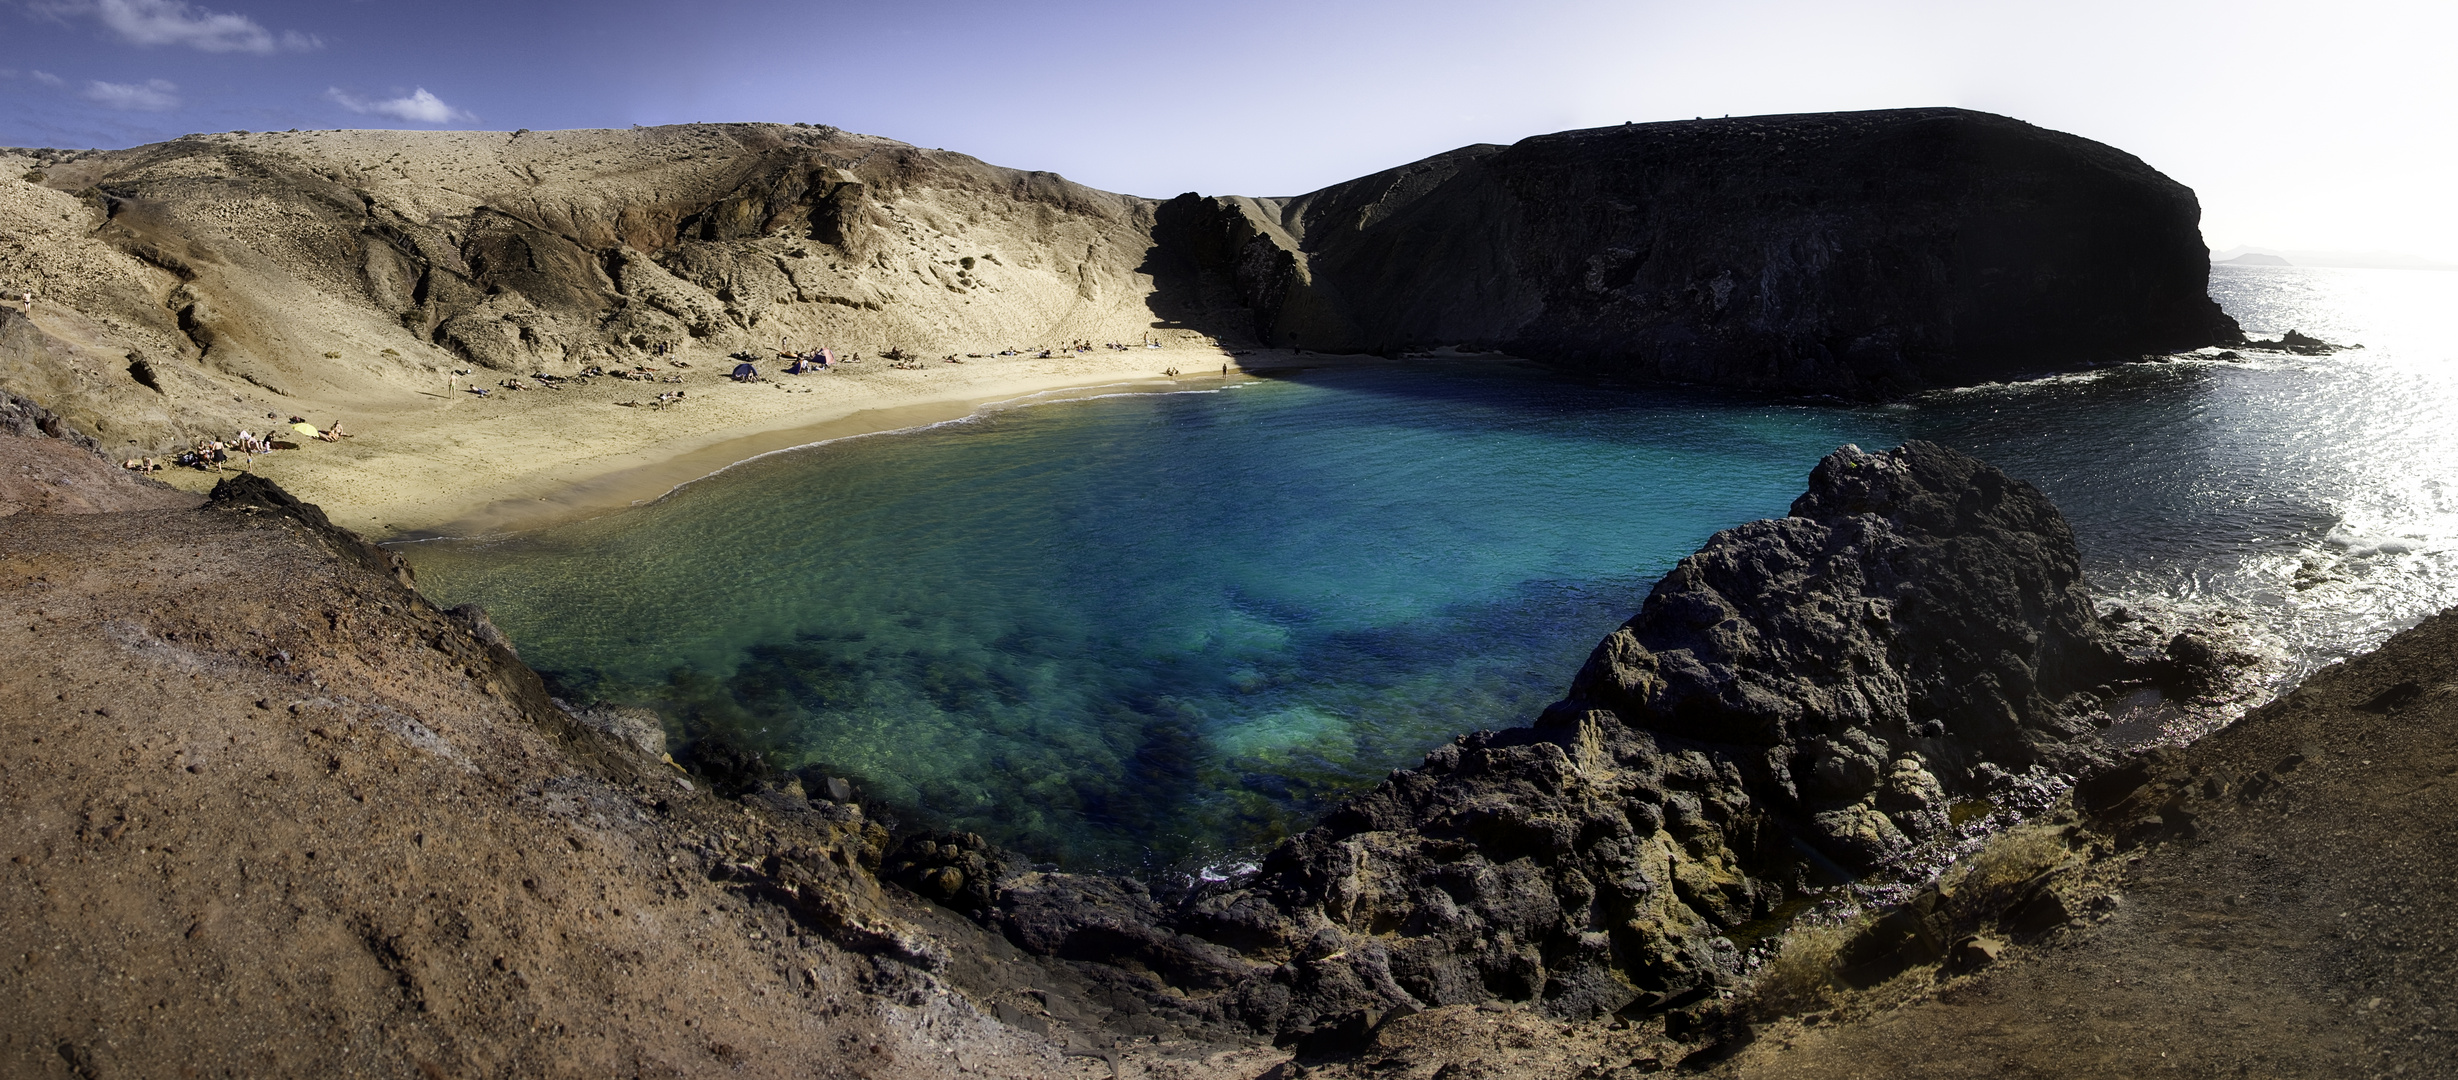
[3,126,1172,451]
[936,442,2230,1041]
[1167,109,2241,397]
[0,385,201,515]
[2237,328,2351,355]
[0,462,1100,1078]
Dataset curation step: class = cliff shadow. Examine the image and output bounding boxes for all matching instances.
[1135,194,1271,347]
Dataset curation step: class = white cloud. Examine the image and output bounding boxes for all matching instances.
[327,87,473,125]
[33,0,319,54]
[84,78,179,111]
[32,70,67,87]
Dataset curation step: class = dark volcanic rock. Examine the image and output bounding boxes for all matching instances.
[1569,441,2137,830]
[967,442,2226,1039]
[1167,109,2240,398]
[2237,328,2352,355]
[0,386,98,450]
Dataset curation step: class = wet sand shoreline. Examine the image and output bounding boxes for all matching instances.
[149,345,1510,540]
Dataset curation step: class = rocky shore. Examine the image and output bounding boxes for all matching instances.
[8,399,2450,1077]
[865,441,2249,1048]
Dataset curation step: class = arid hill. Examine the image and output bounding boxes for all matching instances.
[2,123,1187,454]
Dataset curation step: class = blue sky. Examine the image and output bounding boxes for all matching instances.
[3,0,2454,261]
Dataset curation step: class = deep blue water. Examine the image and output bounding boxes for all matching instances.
[402,264,2458,871]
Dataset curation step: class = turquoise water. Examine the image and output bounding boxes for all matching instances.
[402,264,2458,871]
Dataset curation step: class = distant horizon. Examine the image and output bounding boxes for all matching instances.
[4,0,2452,262]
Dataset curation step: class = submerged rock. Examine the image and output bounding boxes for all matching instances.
[961,442,2235,1039]
[2237,328,2354,355]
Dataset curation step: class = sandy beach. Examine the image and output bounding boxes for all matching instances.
[149,343,1436,538]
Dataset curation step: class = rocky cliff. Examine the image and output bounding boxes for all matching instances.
[2,110,2235,452]
[1161,108,2241,396]
[878,442,2238,1043]
[2,125,1174,452]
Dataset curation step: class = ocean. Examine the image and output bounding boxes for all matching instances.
[400,264,2458,871]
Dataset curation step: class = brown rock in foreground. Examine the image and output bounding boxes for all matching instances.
[1701,610,2458,1079]
[1260,608,2458,1079]
[0,389,200,516]
[0,429,1241,1078]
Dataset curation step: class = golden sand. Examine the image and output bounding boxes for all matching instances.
[153,345,1406,538]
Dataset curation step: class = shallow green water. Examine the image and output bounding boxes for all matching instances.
[404,365,1894,868]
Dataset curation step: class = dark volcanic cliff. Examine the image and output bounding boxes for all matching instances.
[1158,108,2239,397]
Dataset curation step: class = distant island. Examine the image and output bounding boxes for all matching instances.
[2210,246,2458,271]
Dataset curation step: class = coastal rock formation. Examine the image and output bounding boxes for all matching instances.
[1692,611,2458,1078]
[2,109,2236,454]
[1161,108,2241,397]
[2237,328,2351,355]
[0,387,199,515]
[8,401,2431,1076]
[944,442,2224,1039]
[1260,601,2458,1077]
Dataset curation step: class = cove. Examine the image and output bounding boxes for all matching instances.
[403,362,1898,870]
[402,265,2458,873]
